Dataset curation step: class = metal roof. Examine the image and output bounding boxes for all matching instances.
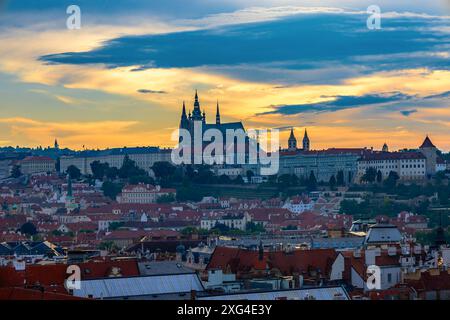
[137,261,194,276]
[198,286,349,300]
[73,273,204,299]
[364,224,402,244]
[311,237,364,249]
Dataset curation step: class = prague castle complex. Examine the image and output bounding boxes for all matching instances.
[39,92,446,184]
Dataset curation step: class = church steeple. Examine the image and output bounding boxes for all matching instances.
[288,128,297,151]
[182,101,187,118]
[303,129,310,151]
[216,100,221,125]
[192,90,203,121]
[180,101,189,129]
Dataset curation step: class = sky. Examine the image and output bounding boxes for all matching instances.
[0,0,449,151]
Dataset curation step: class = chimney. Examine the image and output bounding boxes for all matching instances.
[190,290,197,300]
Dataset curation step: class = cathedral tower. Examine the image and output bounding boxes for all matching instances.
[303,129,310,151]
[191,90,203,121]
[288,128,297,151]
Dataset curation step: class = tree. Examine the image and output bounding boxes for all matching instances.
[91,161,109,180]
[210,223,230,234]
[246,222,266,234]
[51,230,63,236]
[181,226,200,236]
[157,194,175,203]
[20,222,37,236]
[193,165,216,184]
[339,199,363,216]
[361,167,377,183]
[219,174,231,184]
[438,190,450,206]
[307,171,317,190]
[108,222,124,231]
[336,170,344,186]
[66,165,81,180]
[329,175,336,189]
[176,186,203,202]
[11,165,22,178]
[129,175,155,185]
[376,170,383,184]
[102,181,123,200]
[384,171,400,189]
[105,167,119,180]
[151,161,176,180]
[119,155,146,179]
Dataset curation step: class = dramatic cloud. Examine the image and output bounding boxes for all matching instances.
[1,2,450,150]
[40,11,450,87]
[259,92,413,115]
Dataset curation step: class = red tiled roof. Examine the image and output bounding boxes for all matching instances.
[0,233,28,242]
[103,230,148,240]
[0,259,140,292]
[405,270,450,292]
[20,156,55,162]
[207,247,336,277]
[65,222,98,232]
[0,287,87,300]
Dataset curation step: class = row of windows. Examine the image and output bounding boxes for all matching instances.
[362,159,424,165]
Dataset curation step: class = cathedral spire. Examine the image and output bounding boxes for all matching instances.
[194,89,199,109]
[216,100,221,125]
[288,127,297,151]
[181,101,187,119]
[192,90,202,120]
[303,129,310,151]
[180,101,189,129]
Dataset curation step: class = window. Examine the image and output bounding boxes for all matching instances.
[387,273,392,283]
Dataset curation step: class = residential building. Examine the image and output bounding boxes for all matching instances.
[200,213,251,231]
[280,148,367,183]
[19,156,56,175]
[357,151,426,182]
[117,184,176,204]
[282,195,314,214]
